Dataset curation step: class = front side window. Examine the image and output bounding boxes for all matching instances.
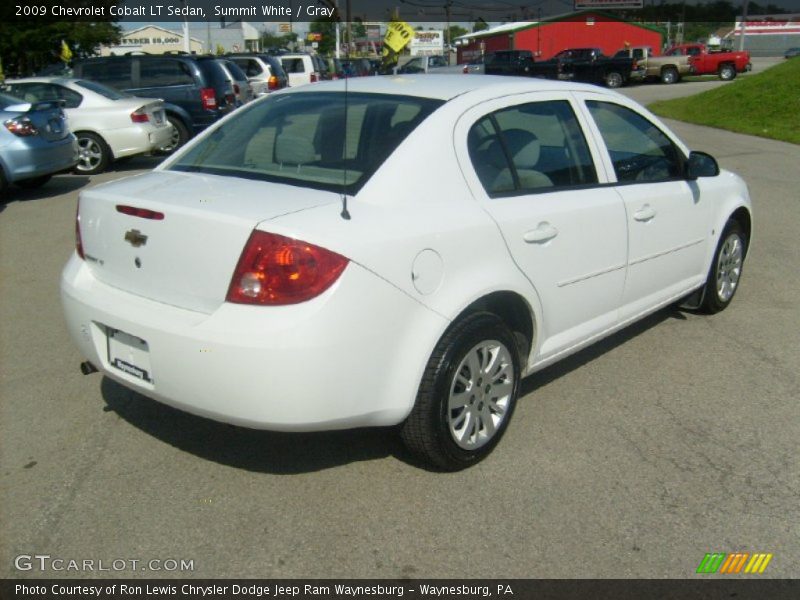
[586,100,684,183]
[468,100,598,196]
[171,92,443,194]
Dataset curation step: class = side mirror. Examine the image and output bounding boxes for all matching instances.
[686,151,720,179]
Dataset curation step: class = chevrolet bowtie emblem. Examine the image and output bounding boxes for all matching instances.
[124,229,148,247]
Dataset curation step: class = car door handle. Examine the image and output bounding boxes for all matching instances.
[523,223,559,244]
[634,205,657,222]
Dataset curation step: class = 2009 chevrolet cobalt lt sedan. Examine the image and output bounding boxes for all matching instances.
[62,75,752,470]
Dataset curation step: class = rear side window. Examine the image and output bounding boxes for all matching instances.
[5,83,83,108]
[468,100,597,196]
[235,58,263,77]
[139,59,194,88]
[282,58,305,73]
[171,92,443,194]
[79,61,133,89]
[586,100,684,183]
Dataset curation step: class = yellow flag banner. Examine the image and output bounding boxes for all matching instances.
[60,40,72,63]
[383,21,414,54]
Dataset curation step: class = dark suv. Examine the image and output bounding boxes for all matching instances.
[73,54,236,152]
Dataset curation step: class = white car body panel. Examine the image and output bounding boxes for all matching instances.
[61,75,753,432]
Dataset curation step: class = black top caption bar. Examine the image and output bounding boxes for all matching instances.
[4,0,644,24]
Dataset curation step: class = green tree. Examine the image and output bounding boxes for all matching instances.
[309,18,337,56]
[448,25,468,43]
[472,19,489,33]
[0,20,121,76]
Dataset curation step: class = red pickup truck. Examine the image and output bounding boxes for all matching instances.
[665,44,751,80]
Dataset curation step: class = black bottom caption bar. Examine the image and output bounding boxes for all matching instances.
[2,580,799,600]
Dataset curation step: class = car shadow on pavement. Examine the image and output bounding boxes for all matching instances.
[100,377,401,474]
[519,305,684,398]
[2,175,89,205]
[100,305,686,474]
[109,155,165,173]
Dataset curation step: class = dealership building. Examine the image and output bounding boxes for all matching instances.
[455,11,663,62]
[724,16,800,56]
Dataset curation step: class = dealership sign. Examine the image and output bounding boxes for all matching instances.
[409,30,444,56]
[574,0,644,9]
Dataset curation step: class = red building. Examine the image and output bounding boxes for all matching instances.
[456,12,664,63]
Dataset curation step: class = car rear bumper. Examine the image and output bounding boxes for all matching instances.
[3,135,78,182]
[61,254,447,431]
[106,124,174,159]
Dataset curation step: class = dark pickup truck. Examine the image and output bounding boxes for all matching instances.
[484,50,535,76]
[529,47,643,88]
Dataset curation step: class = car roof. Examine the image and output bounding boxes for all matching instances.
[284,74,601,101]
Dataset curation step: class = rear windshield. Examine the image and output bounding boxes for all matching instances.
[75,79,130,100]
[170,92,443,194]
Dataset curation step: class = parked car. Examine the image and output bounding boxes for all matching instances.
[397,55,455,74]
[227,54,289,96]
[5,78,171,174]
[279,53,320,87]
[529,47,643,88]
[311,54,332,80]
[215,59,253,106]
[0,92,77,194]
[484,50,535,76]
[330,58,375,78]
[62,75,752,470]
[785,47,800,58]
[73,54,237,153]
[614,46,693,84]
[665,44,751,80]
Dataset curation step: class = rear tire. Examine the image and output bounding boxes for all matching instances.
[157,116,190,155]
[400,313,521,471]
[605,71,624,88]
[700,220,748,314]
[661,67,679,84]
[0,167,9,197]
[75,132,111,175]
[15,175,52,189]
[719,63,736,80]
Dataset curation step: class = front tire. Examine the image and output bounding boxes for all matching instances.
[701,220,748,314]
[400,313,521,471]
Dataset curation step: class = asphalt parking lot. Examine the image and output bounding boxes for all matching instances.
[1,68,798,579]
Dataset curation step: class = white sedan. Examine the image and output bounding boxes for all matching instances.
[61,76,752,470]
[5,78,172,174]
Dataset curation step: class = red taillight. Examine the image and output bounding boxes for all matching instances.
[233,83,240,95]
[130,109,149,123]
[200,87,217,110]
[4,117,38,137]
[462,65,468,73]
[116,205,165,220]
[227,231,349,306]
[268,75,279,90]
[75,201,84,260]
[310,72,319,83]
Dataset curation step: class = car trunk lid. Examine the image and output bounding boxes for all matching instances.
[78,170,339,313]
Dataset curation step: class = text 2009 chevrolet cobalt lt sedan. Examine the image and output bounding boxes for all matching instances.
[62,75,751,470]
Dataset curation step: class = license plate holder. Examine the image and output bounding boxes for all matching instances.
[107,328,152,383]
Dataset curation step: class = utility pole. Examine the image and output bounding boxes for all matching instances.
[445,0,453,64]
[739,0,749,51]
